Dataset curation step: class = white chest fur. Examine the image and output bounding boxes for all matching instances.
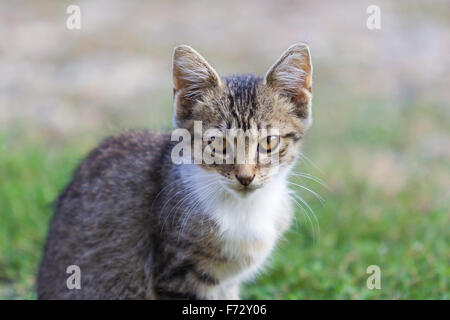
[179,165,293,284]
[209,177,293,283]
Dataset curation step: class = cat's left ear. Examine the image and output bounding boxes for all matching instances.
[265,43,313,120]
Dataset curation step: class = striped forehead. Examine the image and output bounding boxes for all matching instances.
[223,74,263,130]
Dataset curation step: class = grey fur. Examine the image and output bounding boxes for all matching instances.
[37,43,313,299]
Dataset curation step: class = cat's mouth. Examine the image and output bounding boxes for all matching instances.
[225,182,262,196]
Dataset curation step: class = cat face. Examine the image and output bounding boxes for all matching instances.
[172,44,313,195]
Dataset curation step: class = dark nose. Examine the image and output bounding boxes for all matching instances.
[236,174,255,187]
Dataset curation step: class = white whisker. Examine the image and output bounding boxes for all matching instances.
[290,171,329,189]
[299,153,324,174]
[290,194,316,240]
[178,182,220,241]
[292,193,320,240]
[288,181,325,204]
[162,180,217,233]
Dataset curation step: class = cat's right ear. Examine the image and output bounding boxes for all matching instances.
[172,45,221,128]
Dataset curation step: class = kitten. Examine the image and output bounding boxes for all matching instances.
[37,43,313,299]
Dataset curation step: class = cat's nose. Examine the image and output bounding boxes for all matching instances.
[236,174,255,187]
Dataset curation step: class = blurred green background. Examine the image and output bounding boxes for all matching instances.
[0,0,449,299]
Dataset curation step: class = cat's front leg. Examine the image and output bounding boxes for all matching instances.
[216,283,240,300]
[152,283,203,300]
[152,280,239,300]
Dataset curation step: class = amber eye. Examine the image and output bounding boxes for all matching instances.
[208,136,227,154]
[259,135,280,152]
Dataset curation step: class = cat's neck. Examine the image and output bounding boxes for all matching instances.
[175,164,294,284]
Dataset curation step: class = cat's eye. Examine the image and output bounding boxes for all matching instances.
[208,136,227,153]
[259,135,280,153]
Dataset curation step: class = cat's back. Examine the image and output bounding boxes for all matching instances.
[37,130,172,299]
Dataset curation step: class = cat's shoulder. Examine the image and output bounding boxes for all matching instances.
[94,130,170,154]
[89,129,170,159]
[71,130,171,184]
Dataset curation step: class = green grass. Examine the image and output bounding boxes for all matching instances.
[0,97,449,299]
[243,172,449,299]
[0,136,84,299]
